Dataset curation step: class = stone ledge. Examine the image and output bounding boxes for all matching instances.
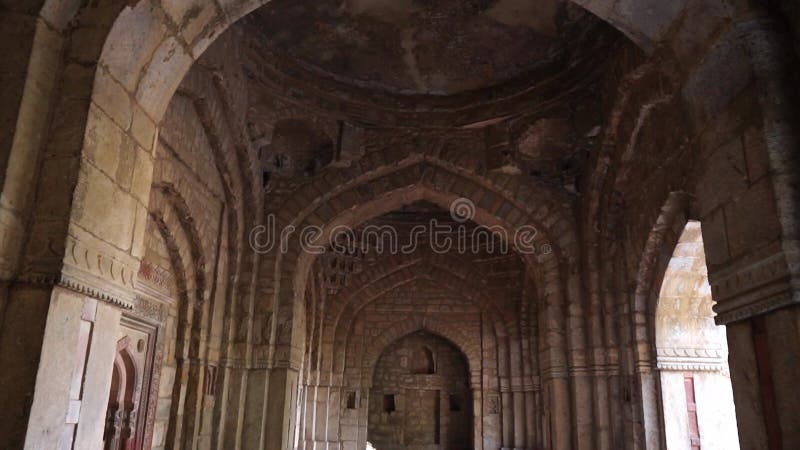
[714,287,796,325]
[656,346,726,372]
[18,271,134,310]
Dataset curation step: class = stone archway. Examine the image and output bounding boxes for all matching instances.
[103,339,138,450]
[367,331,473,450]
[654,221,739,450]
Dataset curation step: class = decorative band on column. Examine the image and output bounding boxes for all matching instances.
[540,367,568,380]
[568,365,590,377]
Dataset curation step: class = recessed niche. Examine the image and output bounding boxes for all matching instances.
[383,394,396,413]
[449,394,462,412]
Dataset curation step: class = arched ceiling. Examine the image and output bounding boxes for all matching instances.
[321,201,526,303]
[315,201,526,340]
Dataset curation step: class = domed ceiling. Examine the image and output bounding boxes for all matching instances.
[238,0,626,128]
[251,0,598,96]
[247,0,619,98]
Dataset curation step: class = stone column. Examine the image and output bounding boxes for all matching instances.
[242,366,269,448]
[498,332,513,449]
[547,376,571,450]
[471,383,483,450]
[0,247,147,450]
[509,336,525,449]
[760,309,800,448]
[326,382,343,450]
[636,365,661,450]
[566,271,593,450]
[0,283,55,447]
[18,289,123,449]
[725,321,769,449]
[302,376,317,450]
[540,283,571,450]
[520,329,536,450]
[314,380,331,450]
[217,365,247,449]
[603,259,623,448]
[501,388,513,448]
[262,365,300,450]
[0,230,145,450]
[524,381,536,448]
[587,255,611,450]
[512,390,526,449]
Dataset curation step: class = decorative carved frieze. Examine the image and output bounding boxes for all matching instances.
[135,260,176,306]
[20,234,140,308]
[130,295,167,323]
[656,347,726,372]
[137,260,174,294]
[19,271,135,309]
[711,249,795,324]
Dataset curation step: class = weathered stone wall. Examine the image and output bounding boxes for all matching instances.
[130,29,262,450]
[581,8,800,448]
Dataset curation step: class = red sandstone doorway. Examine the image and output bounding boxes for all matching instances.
[103,317,158,450]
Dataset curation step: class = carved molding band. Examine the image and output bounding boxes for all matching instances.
[711,249,796,324]
[714,287,795,325]
[19,271,134,310]
[656,347,726,372]
[540,367,569,380]
[19,233,146,308]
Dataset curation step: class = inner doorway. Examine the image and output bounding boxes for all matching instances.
[102,317,157,450]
